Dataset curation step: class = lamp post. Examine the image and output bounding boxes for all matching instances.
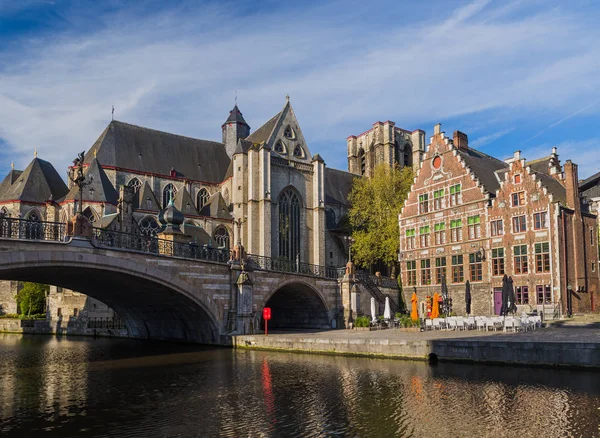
[67,152,93,215]
[567,284,573,317]
[345,235,355,327]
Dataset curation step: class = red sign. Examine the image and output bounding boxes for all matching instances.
[263,307,272,321]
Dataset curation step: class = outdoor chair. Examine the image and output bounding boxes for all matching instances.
[433,318,443,330]
[504,317,514,332]
[447,318,458,330]
[485,317,496,331]
[465,317,476,330]
[476,317,486,331]
[456,316,466,330]
[513,318,523,332]
[425,319,433,331]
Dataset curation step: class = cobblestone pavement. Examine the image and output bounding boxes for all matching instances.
[265,315,600,344]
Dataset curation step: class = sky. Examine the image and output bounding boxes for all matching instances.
[1,0,600,181]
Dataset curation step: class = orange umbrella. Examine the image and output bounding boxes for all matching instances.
[410,292,419,321]
[431,292,440,319]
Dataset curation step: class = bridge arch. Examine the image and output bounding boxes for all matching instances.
[262,280,330,330]
[0,248,221,344]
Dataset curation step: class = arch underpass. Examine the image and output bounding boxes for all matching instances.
[263,282,330,330]
[0,249,221,344]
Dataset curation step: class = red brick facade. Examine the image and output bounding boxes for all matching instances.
[399,125,599,317]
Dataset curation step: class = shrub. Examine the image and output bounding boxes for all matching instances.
[354,316,370,327]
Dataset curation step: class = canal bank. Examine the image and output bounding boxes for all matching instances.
[0,318,128,338]
[234,322,600,368]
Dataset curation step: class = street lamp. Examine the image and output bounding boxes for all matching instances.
[67,152,93,215]
[567,283,573,317]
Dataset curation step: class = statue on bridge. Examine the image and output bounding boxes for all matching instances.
[67,152,94,238]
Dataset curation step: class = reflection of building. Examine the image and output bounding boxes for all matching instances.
[46,286,115,322]
[399,125,599,316]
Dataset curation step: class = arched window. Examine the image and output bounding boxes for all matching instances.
[0,207,9,218]
[278,188,301,261]
[284,125,294,139]
[82,207,96,224]
[139,216,160,236]
[197,188,210,211]
[213,226,230,249]
[162,184,178,208]
[26,210,40,221]
[358,148,366,175]
[403,143,412,167]
[325,208,336,230]
[394,141,401,165]
[293,145,304,158]
[127,178,142,194]
[274,140,285,154]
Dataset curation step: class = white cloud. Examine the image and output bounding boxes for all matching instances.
[470,127,516,149]
[521,139,600,179]
[1,0,600,175]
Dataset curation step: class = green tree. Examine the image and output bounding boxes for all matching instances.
[348,163,413,270]
[16,282,48,316]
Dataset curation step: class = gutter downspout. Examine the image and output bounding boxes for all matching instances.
[562,208,572,317]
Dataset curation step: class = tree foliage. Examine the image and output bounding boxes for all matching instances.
[16,282,48,317]
[348,163,413,269]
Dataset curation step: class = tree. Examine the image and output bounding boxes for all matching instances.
[16,282,48,316]
[348,163,413,270]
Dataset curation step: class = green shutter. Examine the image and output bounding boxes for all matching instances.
[434,222,445,231]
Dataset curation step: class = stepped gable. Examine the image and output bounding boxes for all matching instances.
[0,169,23,198]
[137,181,161,211]
[199,192,231,219]
[83,121,230,183]
[530,170,567,204]
[325,168,356,206]
[455,147,508,195]
[0,158,68,203]
[65,158,118,205]
[174,187,199,216]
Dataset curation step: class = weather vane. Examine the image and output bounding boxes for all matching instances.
[68,151,94,215]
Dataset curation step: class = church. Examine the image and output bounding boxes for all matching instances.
[0,97,422,319]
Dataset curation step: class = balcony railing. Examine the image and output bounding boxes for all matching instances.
[0,217,66,242]
[245,254,340,279]
[92,228,231,263]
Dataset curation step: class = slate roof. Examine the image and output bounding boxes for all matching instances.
[223,105,249,127]
[527,156,553,174]
[245,112,281,144]
[456,147,508,194]
[533,171,567,204]
[64,158,119,205]
[183,223,212,245]
[137,181,161,211]
[0,158,68,203]
[84,121,231,183]
[0,169,23,197]
[174,187,199,216]
[199,192,231,219]
[325,168,356,206]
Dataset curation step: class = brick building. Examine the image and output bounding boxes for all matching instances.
[399,124,599,317]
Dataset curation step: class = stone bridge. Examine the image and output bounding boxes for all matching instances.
[0,219,344,345]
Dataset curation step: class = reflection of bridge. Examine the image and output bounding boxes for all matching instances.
[0,218,344,344]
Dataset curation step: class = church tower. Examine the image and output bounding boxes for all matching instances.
[222,105,250,158]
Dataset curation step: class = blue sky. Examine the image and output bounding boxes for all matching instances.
[1,0,600,180]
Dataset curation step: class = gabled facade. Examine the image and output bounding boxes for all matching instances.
[399,125,599,317]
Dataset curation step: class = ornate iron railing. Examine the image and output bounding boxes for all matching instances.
[0,217,66,242]
[356,270,399,313]
[246,254,339,279]
[92,228,231,263]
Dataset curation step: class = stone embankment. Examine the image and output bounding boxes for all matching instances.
[234,318,600,368]
[0,318,128,338]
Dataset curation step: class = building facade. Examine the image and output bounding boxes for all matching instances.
[398,125,599,317]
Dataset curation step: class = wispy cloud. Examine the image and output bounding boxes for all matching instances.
[470,127,516,149]
[0,0,600,175]
[521,138,600,179]
[526,99,599,141]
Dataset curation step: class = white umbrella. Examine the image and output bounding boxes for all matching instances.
[371,297,377,323]
[384,296,392,320]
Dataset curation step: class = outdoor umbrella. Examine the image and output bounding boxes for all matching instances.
[441,275,449,315]
[384,296,392,320]
[371,297,377,323]
[465,280,472,315]
[431,292,440,319]
[410,292,419,321]
[500,274,509,316]
[508,276,518,314]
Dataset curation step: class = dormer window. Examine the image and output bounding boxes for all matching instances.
[293,145,304,158]
[284,125,294,139]
[274,141,285,154]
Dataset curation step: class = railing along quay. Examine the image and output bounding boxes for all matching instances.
[245,254,339,279]
[0,217,66,242]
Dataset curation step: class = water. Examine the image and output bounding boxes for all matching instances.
[0,334,598,437]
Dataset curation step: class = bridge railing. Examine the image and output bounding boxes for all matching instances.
[246,254,339,279]
[0,217,66,242]
[92,228,231,263]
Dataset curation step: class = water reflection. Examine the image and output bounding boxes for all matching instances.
[0,334,598,437]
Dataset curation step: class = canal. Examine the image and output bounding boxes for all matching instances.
[0,334,598,437]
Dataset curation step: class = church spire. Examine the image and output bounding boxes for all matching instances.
[222,103,251,159]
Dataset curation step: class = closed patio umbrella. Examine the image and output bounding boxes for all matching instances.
[465,280,472,315]
[384,296,392,320]
[410,292,419,321]
[371,297,377,323]
[431,292,440,319]
[500,274,509,316]
[441,275,449,315]
[508,276,517,314]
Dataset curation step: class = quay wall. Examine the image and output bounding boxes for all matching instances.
[0,318,128,338]
[233,334,600,368]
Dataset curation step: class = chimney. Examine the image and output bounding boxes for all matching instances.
[513,150,521,161]
[453,131,468,150]
[434,124,441,135]
[563,160,580,212]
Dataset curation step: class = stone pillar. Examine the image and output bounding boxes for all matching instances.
[312,154,326,266]
[340,261,356,328]
[66,214,93,238]
[259,144,272,257]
